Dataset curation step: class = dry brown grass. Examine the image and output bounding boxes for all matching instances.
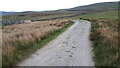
[90,19,118,66]
[78,10,118,66]
[2,20,72,62]
[97,20,118,49]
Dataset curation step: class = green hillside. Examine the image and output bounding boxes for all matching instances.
[2,2,118,21]
[71,2,118,11]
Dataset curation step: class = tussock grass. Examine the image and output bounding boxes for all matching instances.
[90,20,118,66]
[2,20,74,66]
[78,11,118,67]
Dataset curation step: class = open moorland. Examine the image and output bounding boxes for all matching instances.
[1,1,119,67]
[2,2,118,21]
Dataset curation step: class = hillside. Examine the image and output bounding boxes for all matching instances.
[2,1,118,21]
[70,2,118,11]
[1,12,17,16]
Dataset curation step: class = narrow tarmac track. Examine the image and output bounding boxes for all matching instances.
[18,20,94,66]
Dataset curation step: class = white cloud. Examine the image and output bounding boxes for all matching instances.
[0,0,119,12]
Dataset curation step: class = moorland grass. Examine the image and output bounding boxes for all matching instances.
[77,10,118,67]
[2,20,74,66]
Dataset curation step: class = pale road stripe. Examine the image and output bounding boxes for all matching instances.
[17,20,94,66]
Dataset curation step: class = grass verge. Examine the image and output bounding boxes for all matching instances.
[2,21,74,67]
[90,20,118,67]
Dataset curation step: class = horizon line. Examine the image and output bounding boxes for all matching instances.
[1,1,118,12]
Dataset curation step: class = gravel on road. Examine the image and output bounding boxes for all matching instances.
[17,20,94,66]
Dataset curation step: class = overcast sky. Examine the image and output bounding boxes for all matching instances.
[0,0,119,12]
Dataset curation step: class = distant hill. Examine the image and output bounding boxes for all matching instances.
[70,2,118,11]
[2,1,119,21]
[1,11,17,15]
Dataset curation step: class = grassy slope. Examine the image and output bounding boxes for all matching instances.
[2,10,81,21]
[71,2,118,11]
[2,21,74,66]
[2,13,74,21]
[71,10,118,20]
[77,10,118,67]
[2,2,118,21]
